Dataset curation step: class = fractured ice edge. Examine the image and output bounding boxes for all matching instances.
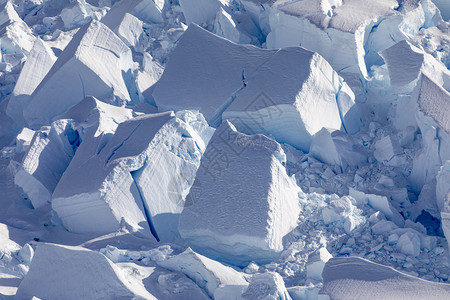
[0,0,450,299]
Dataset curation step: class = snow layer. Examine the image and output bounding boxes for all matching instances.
[321,256,450,299]
[154,24,360,151]
[16,243,155,299]
[179,121,301,266]
[23,20,134,128]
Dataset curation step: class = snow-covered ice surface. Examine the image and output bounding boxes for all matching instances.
[179,121,301,266]
[322,256,450,299]
[0,0,450,299]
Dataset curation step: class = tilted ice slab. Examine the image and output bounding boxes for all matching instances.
[179,121,301,266]
[0,1,35,70]
[16,243,155,300]
[104,0,164,25]
[52,110,211,241]
[153,24,359,151]
[6,38,57,126]
[102,0,144,48]
[321,257,450,299]
[23,20,134,128]
[381,39,450,94]
[266,0,442,94]
[15,120,79,209]
[14,97,133,209]
[309,128,366,171]
[157,248,248,299]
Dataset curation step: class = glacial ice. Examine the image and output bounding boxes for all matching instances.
[322,256,450,299]
[242,272,292,300]
[23,20,134,128]
[179,121,301,266]
[6,37,57,126]
[14,120,78,208]
[266,0,442,95]
[15,243,156,299]
[154,24,360,151]
[157,247,249,299]
[52,110,211,241]
[0,0,450,298]
[101,2,144,48]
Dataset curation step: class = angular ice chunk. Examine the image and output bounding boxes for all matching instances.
[436,161,450,211]
[157,247,248,299]
[409,75,450,191]
[154,24,359,151]
[322,257,450,299]
[242,272,292,300]
[15,97,133,209]
[310,128,366,170]
[381,40,450,93]
[60,0,103,30]
[6,38,57,126]
[306,247,333,282]
[179,0,220,25]
[179,121,301,266]
[102,0,144,47]
[106,0,163,24]
[52,110,210,241]
[15,243,155,299]
[15,120,78,208]
[23,20,134,128]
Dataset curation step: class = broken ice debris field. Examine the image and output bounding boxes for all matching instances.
[1,0,450,299]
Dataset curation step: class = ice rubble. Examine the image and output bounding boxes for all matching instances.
[153,24,360,151]
[16,243,155,299]
[23,20,134,128]
[179,121,301,266]
[53,110,212,241]
[60,0,106,30]
[322,256,450,299]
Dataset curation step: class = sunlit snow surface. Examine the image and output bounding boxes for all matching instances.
[0,0,450,299]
